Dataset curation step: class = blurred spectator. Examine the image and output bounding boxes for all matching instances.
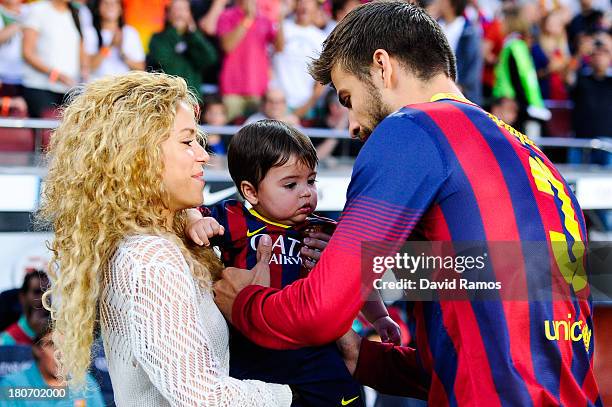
[314,0,332,33]
[0,270,49,346]
[202,93,229,155]
[321,0,360,35]
[0,92,27,116]
[272,0,326,118]
[471,0,501,22]
[313,88,343,161]
[0,325,105,407]
[0,288,21,332]
[75,0,94,31]
[519,0,544,39]
[537,0,572,24]
[84,0,145,81]
[217,0,283,121]
[480,10,505,102]
[532,10,571,100]
[195,0,228,36]
[191,0,226,87]
[320,88,348,130]
[493,6,550,132]
[245,87,299,125]
[567,0,604,53]
[122,0,168,53]
[312,89,362,161]
[571,32,612,140]
[569,31,596,78]
[490,97,519,127]
[21,0,85,118]
[148,0,217,99]
[437,0,483,104]
[0,0,29,96]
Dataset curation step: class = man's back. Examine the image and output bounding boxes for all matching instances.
[389,97,598,406]
[230,96,600,406]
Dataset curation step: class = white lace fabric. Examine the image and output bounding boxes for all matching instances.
[99,235,292,406]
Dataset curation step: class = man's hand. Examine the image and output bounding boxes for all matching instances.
[213,234,272,322]
[300,231,331,270]
[336,329,361,376]
[187,217,225,246]
[372,316,401,345]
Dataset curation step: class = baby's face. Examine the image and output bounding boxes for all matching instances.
[255,156,318,226]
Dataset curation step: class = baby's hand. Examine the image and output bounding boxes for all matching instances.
[372,316,401,345]
[187,217,225,246]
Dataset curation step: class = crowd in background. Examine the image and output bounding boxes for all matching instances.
[0,269,107,405]
[0,0,610,161]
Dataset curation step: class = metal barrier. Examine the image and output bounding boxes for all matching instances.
[1,117,612,154]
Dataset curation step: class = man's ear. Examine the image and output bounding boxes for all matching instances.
[240,181,259,206]
[372,49,394,89]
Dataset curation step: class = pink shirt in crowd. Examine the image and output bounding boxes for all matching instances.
[217,7,277,97]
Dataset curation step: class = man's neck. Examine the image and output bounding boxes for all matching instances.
[392,74,464,109]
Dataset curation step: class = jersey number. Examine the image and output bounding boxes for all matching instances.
[529,156,587,292]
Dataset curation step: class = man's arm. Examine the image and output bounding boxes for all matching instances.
[220,114,448,348]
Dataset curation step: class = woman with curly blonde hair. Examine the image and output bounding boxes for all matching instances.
[37,71,292,406]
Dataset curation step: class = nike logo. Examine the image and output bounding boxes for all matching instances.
[246,226,266,237]
[203,185,237,204]
[341,396,359,405]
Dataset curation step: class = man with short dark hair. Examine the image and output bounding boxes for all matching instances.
[214,2,600,405]
[0,322,106,406]
[0,270,50,346]
[571,32,612,140]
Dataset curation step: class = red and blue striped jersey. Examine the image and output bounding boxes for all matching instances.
[231,95,601,406]
[205,199,336,288]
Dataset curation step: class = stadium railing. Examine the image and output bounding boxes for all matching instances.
[1,117,612,156]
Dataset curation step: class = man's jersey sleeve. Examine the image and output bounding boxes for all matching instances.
[232,112,449,349]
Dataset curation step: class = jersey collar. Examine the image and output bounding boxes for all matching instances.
[245,202,292,229]
[430,92,476,106]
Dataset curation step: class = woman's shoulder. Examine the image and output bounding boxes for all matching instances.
[115,235,186,270]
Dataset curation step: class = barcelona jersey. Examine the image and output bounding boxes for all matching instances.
[200,200,363,407]
[231,95,601,407]
[202,199,337,288]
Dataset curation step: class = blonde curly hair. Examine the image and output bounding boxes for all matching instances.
[37,71,223,387]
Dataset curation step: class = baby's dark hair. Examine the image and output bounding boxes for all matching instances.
[228,120,318,197]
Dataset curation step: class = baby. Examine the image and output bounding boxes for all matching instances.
[187,120,400,406]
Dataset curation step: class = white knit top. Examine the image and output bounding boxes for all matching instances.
[99,235,292,406]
